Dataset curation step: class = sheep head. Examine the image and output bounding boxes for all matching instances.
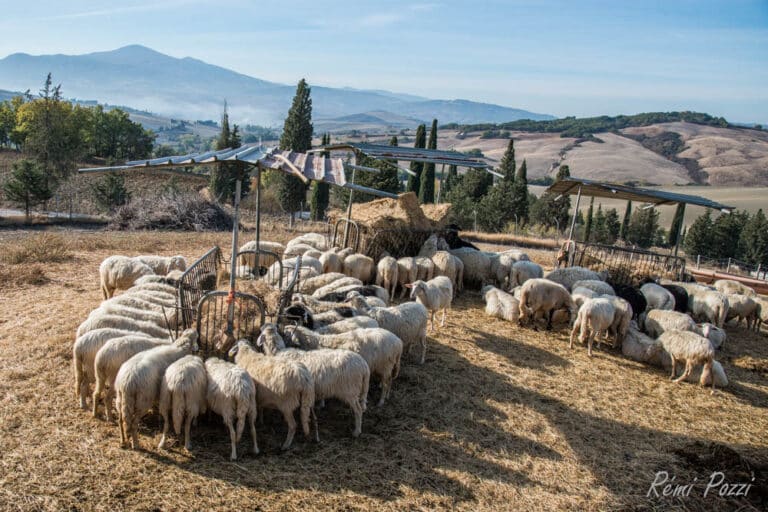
[407,280,427,301]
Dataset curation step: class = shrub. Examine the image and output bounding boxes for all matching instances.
[1,233,73,264]
[108,192,234,231]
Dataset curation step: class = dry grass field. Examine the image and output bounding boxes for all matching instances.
[1,228,766,511]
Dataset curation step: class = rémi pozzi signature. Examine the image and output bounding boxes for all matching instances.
[647,471,756,499]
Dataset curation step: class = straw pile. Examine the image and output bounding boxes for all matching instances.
[329,192,451,231]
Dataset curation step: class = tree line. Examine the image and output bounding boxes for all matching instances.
[1,74,154,216]
[684,208,768,266]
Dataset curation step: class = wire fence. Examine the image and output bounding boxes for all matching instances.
[574,243,686,286]
[689,255,767,280]
[196,290,266,359]
[176,246,223,330]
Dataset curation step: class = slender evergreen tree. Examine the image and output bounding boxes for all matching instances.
[740,209,768,265]
[3,159,52,218]
[309,132,330,221]
[668,203,686,247]
[278,79,313,226]
[210,101,246,204]
[498,138,516,182]
[419,119,437,203]
[407,124,426,196]
[444,164,458,195]
[584,196,595,242]
[620,201,632,240]
[510,159,529,224]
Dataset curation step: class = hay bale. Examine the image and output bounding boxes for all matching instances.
[421,203,452,228]
[329,192,448,231]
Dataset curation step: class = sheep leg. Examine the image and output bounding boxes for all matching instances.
[92,382,104,418]
[311,407,320,443]
[104,389,115,422]
[546,309,554,331]
[158,411,170,450]
[184,414,194,451]
[349,399,363,438]
[130,416,140,450]
[118,410,127,448]
[674,361,693,383]
[587,330,594,357]
[669,356,677,379]
[569,321,580,349]
[248,411,259,455]
[225,417,238,460]
[377,376,391,407]
[441,307,447,327]
[419,332,427,365]
[429,311,436,332]
[280,409,297,451]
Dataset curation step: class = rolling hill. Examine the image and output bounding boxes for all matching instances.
[0,45,553,126]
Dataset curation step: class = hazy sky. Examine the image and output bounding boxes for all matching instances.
[1,0,766,122]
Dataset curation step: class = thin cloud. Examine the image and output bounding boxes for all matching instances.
[358,12,404,27]
[37,0,199,21]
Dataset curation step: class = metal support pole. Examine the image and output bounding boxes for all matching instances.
[255,165,262,274]
[437,163,446,204]
[227,176,242,336]
[697,255,700,269]
[344,155,358,247]
[727,258,732,273]
[672,203,686,258]
[566,185,583,244]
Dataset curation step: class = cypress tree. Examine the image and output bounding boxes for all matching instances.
[419,119,438,203]
[740,209,768,265]
[309,132,330,221]
[620,201,632,240]
[210,101,246,204]
[444,164,458,195]
[668,203,685,247]
[498,138,516,182]
[605,208,621,243]
[407,124,426,196]
[510,159,529,224]
[584,196,595,242]
[684,210,713,257]
[278,79,313,226]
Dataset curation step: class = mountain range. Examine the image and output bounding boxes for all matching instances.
[0,45,553,127]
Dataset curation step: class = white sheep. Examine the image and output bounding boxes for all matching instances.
[499,249,530,262]
[418,233,450,257]
[713,279,756,297]
[375,256,399,302]
[481,285,520,322]
[315,316,379,334]
[203,357,259,459]
[76,313,171,340]
[347,296,428,364]
[572,280,615,296]
[510,260,544,288]
[697,323,727,350]
[92,334,172,420]
[489,253,515,289]
[114,329,199,449]
[105,293,179,326]
[640,283,676,311]
[258,324,369,436]
[285,326,402,406]
[287,232,328,251]
[158,355,207,451]
[449,247,492,289]
[299,272,347,294]
[136,255,187,275]
[657,330,716,393]
[570,298,616,356]
[544,266,607,292]
[88,302,177,330]
[430,251,462,296]
[311,277,364,298]
[229,339,315,451]
[238,240,285,270]
[343,254,375,283]
[688,289,729,328]
[518,278,575,331]
[598,294,633,346]
[319,250,343,274]
[724,294,759,329]
[621,326,728,387]
[643,309,697,338]
[72,328,144,409]
[99,256,155,299]
[284,243,318,258]
[414,256,435,281]
[129,281,178,296]
[396,257,418,299]
[571,286,598,308]
[303,249,323,260]
[752,296,768,331]
[408,276,453,331]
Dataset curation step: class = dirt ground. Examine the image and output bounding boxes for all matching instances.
[0,228,766,511]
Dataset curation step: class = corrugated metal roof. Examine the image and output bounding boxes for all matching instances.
[545,177,735,211]
[320,142,489,168]
[78,146,399,199]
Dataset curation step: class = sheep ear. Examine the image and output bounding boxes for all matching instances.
[228,344,239,357]
[404,283,413,289]
[255,335,264,348]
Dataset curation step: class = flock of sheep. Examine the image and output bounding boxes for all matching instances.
[71,231,765,460]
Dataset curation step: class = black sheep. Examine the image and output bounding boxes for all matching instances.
[660,284,689,313]
[613,284,647,320]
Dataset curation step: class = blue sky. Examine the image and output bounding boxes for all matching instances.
[0,0,766,122]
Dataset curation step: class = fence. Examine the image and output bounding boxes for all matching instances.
[330,219,360,252]
[176,246,223,330]
[691,255,767,281]
[574,243,686,286]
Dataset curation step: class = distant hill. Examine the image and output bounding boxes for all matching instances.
[0,45,553,126]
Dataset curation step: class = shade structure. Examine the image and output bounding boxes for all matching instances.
[545,177,735,211]
[78,145,398,199]
[318,142,489,169]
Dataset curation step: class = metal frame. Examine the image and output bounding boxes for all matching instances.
[196,290,266,359]
[236,248,282,282]
[332,219,360,252]
[574,242,686,286]
[176,246,223,329]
